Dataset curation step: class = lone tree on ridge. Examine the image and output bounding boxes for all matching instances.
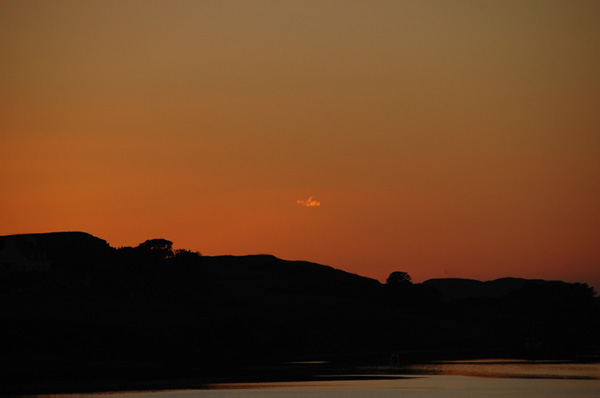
[386,271,412,285]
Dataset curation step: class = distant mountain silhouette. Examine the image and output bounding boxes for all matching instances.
[422,277,547,301]
[203,254,381,298]
[1,232,599,394]
[0,231,111,264]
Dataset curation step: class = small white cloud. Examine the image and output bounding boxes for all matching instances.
[297,196,320,207]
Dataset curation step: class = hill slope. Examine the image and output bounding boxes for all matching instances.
[422,277,547,301]
[1,232,599,394]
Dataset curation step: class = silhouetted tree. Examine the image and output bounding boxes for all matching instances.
[174,249,201,258]
[386,271,412,285]
[137,238,174,259]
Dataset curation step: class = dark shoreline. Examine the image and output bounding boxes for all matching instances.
[6,353,600,396]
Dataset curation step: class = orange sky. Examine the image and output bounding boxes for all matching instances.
[2,1,599,290]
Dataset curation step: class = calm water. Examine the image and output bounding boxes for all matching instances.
[20,360,600,398]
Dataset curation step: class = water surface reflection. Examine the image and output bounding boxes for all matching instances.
[403,359,600,380]
[19,360,600,398]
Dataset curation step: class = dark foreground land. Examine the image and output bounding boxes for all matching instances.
[1,232,599,394]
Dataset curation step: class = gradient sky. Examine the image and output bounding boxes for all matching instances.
[2,1,599,290]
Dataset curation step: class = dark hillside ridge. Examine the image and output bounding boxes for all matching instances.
[0,232,380,298]
[0,231,110,249]
[0,231,111,262]
[1,232,599,394]
[202,254,381,298]
[423,277,547,301]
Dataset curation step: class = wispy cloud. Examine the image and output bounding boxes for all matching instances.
[297,196,320,207]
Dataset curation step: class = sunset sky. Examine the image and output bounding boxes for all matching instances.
[2,1,599,290]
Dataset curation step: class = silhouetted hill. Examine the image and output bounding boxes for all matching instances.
[0,231,111,263]
[1,232,599,394]
[422,277,547,301]
[203,254,381,298]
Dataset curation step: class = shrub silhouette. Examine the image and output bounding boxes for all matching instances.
[386,271,412,285]
[136,238,174,259]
